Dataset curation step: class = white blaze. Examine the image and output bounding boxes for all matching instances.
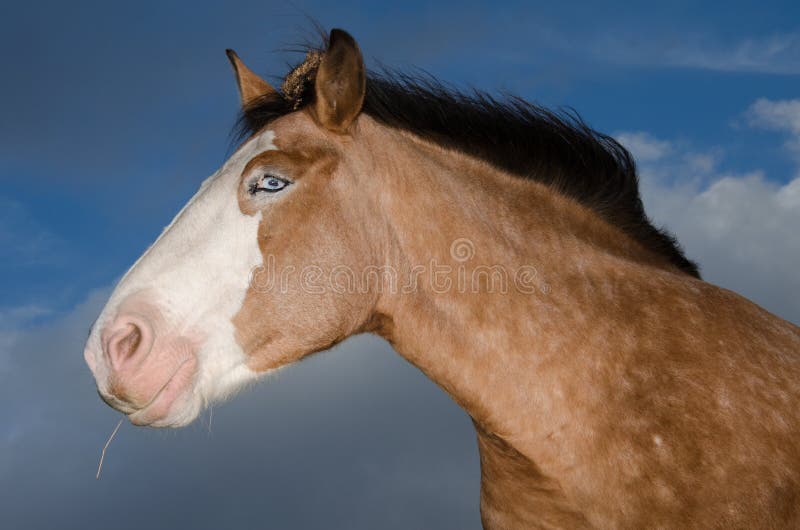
[86,130,277,423]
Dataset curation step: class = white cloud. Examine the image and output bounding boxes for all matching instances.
[747,98,800,134]
[664,32,800,75]
[0,304,53,373]
[617,99,800,323]
[746,98,800,157]
[643,171,800,316]
[615,132,720,189]
[614,132,672,162]
[593,30,800,75]
[0,304,52,328]
[0,286,479,529]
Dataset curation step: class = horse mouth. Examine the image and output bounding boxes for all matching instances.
[126,356,198,427]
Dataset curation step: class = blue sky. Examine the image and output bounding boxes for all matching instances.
[1,1,799,528]
[2,0,799,317]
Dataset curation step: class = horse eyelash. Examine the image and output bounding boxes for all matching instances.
[248,174,291,195]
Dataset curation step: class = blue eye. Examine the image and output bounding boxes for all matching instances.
[253,174,290,193]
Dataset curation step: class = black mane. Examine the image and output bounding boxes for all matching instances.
[238,58,700,278]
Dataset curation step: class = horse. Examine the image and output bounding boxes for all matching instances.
[83,29,800,528]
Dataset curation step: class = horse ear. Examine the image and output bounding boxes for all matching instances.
[226,49,277,107]
[313,29,366,133]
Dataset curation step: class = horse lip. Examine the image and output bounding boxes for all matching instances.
[126,357,195,425]
[97,389,138,415]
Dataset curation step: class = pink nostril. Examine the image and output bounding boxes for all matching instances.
[105,318,153,371]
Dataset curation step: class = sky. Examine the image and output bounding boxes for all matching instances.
[1,1,799,528]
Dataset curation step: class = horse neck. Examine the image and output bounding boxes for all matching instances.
[353,117,681,444]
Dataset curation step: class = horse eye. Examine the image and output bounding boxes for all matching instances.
[253,174,290,194]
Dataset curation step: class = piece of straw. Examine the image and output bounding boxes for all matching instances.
[96,417,124,480]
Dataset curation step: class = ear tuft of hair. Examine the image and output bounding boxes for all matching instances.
[281,51,322,109]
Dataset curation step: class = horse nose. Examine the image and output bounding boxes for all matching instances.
[104,316,154,371]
